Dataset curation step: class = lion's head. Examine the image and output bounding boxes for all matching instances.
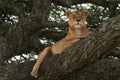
[66,10,89,29]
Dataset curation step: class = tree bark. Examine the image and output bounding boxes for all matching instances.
[0,15,120,80]
[0,59,120,80]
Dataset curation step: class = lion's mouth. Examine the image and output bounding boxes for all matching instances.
[74,25,81,28]
[73,23,82,29]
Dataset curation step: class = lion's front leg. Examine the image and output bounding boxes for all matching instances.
[31,47,51,78]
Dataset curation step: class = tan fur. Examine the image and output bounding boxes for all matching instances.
[31,10,89,78]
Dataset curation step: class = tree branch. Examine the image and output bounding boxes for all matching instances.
[0,59,120,80]
[0,0,52,62]
[0,15,120,80]
[0,2,24,20]
[52,0,119,17]
[52,0,120,7]
[36,15,120,79]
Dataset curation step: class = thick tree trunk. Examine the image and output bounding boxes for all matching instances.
[0,59,120,80]
[0,15,120,80]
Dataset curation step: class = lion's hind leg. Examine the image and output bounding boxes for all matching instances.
[31,46,51,78]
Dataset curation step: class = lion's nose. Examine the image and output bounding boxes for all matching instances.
[76,19,81,22]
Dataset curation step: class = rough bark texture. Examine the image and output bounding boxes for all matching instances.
[0,59,120,80]
[0,15,120,80]
[37,15,120,80]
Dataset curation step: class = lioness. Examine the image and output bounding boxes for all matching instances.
[31,10,89,78]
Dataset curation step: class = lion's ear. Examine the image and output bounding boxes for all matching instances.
[82,10,89,17]
[65,10,71,17]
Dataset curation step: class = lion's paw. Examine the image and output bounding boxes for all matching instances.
[31,71,38,78]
